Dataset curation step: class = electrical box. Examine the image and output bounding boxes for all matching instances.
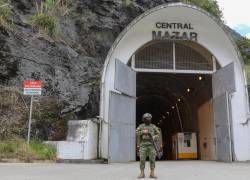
[172,132,198,160]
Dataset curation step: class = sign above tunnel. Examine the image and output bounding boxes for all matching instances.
[152,22,198,41]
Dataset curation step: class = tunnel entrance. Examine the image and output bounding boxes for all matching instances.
[132,40,217,161]
[101,3,248,163]
[104,39,237,162]
[106,42,236,162]
[136,72,215,160]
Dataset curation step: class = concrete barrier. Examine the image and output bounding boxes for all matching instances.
[46,119,99,160]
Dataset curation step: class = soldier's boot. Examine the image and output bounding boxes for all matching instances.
[138,169,145,178]
[149,168,157,179]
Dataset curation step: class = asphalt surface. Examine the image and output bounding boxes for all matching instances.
[0,161,249,180]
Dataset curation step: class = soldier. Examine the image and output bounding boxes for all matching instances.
[136,113,160,179]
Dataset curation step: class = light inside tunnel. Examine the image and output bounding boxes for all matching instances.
[136,72,213,160]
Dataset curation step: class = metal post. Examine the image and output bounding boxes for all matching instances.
[212,56,217,72]
[27,95,33,144]
[175,103,183,132]
[173,42,176,70]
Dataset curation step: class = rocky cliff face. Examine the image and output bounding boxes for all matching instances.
[1,0,182,121]
[0,0,247,135]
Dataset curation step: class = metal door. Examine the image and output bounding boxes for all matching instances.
[109,92,136,162]
[114,59,136,97]
[109,59,136,162]
[212,63,235,162]
[213,93,232,162]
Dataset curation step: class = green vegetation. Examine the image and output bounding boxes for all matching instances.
[29,141,56,160]
[28,97,67,140]
[236,38,250,64]
[0,139,56,162]
[182,0,223,20]
[245,65,250,84]
[0,0,14,31]
[237,38,250,84]
[122,0,132,6]
[13,97,68,141]
[0,86,26,139]
[30,13,59,38]
[30,0,70,39]
[0,86,67,141]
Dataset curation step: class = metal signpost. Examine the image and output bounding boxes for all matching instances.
[23,80,42,144]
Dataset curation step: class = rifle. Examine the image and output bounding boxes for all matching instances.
[148,132,163,159]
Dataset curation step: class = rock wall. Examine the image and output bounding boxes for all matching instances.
[1,0,170,119]
[0,0,245,122]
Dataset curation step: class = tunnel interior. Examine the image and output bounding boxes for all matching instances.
[136,72,214,160]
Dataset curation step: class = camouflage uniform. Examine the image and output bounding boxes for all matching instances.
[136,123,160,170]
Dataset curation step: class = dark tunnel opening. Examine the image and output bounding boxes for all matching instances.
[136,72,213,160]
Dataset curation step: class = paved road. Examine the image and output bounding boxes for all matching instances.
[0,161,249,180]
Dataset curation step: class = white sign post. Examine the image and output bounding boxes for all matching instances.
[27,95,33,144]
[23,80,42,144]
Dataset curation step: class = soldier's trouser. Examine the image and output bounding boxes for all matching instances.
[139,145,156,170]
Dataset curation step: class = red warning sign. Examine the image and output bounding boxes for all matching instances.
[23,80,43,88]
[23,80,43,95]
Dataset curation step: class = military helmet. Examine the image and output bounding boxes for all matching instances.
[142,113,152,119]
